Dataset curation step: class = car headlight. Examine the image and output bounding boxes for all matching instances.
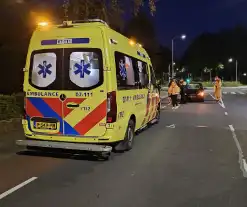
[198,92,204,96]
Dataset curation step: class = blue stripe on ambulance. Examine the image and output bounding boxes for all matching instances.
[28,98,79,135]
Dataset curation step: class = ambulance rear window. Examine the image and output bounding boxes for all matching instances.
[68,51,101,88]
[29,48,103,90]
[29,49,62,90]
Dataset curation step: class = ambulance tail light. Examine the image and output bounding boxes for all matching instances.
[107,91,117,123]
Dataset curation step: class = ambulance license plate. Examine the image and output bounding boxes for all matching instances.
[35,122,57,130]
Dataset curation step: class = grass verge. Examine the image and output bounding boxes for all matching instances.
[202,81,243,87]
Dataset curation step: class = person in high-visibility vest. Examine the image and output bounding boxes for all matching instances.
[167,79,173,105]
[168,80,180,109]
[214,76,222,102]
[179,79,187,104]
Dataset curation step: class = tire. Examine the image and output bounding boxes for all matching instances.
[97,152,111,161]
[113,119,135,152]
[123,119,135,151]
[154,105,161,124]
[200,98,204,102]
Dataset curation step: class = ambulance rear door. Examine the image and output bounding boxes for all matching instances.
[61,47,107,137]
[26,49,64,135]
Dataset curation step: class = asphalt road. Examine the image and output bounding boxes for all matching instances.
[1,91,247,206]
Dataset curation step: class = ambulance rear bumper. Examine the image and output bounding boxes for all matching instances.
[16,140,112,153]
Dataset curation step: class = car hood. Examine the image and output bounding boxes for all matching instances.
[186,89,201,94]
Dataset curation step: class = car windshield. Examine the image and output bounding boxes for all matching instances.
[187,84,201,89]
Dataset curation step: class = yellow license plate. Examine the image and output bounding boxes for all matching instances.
[35,122,57,130]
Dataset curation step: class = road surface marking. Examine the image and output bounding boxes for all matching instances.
[0,177,37,200]
[229,125,235,132]
[244,160,247,174]
[209,93,216,100]
[225,112,228,115]
[161,105,167,109]
[218,99,226,108]
[223,92,227,94]
[238,91,245,94]
[228,125,247,178]
[166,124,175,128]
[209,93,225,109]
[196,126,208,128]
[219,103,225,108]
[231,92,236,94]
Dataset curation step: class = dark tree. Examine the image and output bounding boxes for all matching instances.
[182,26,247,81]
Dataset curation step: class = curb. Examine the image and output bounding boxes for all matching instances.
[0,118,21,135]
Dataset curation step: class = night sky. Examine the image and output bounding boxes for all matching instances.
[40,0,247,57]
[153,0,247,57]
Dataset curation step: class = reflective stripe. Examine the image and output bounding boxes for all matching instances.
[27,97,79,135]
[74,100,107,135]
[28,97,63,133]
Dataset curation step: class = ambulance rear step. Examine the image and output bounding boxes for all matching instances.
[16,140,112,153]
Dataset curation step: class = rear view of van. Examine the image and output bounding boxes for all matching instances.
[17,19,160,159]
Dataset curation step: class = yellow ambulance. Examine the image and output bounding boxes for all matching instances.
[17,19,161,159]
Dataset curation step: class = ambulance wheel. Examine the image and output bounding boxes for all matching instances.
[97,152,111,161]
[124,119,135,151]
[113,119,135,152]
[155,107,161,124]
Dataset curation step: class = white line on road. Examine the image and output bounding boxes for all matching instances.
[219,98,226,108]
[231,92,236,94]
[238,91,245,95]
[209,93,216,100]
[166,124,175,128]
[223,92,227,94]
[0,177,37,200]
[229,124,235,132]
[228,125,247,178]
[161,105,167,109]
[209,93,225,109]
[196,126,208,128]
[225,112,228,115]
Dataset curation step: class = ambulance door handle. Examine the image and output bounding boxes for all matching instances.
[66,103,79,108]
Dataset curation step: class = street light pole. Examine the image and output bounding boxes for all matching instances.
[171,34,186,79]
[228,58,238,82]
[236,60,238,82]
[171,39,174,78]
[168,64,171,81]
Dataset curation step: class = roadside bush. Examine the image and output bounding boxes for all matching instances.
[202,81,243,87]
[161,81,244,89]
[0,95,22,120]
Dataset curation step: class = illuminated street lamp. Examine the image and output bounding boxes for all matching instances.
[228,58,238,82]
[171,34,186,78]
[181,34,186,40]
